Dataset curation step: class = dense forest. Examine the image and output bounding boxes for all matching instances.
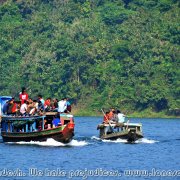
[0,0,179,117]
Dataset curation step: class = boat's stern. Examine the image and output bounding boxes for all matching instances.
[123,123,143,142]
[61,114,75,143]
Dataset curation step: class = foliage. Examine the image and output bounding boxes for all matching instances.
[0,0,179,116]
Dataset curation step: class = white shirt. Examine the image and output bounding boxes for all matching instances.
[58,100,67,113]
[20,103,27,114]
[117,113,125,123]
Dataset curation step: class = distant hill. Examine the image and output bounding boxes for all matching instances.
[0,0,179,116]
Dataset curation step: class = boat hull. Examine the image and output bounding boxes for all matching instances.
[98,123,143,142]
[101,130,143,142]
[1,124,74,143]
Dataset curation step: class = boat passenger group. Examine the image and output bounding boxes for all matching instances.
[102,108,127,134]
[2,87,71,116]
[103,108,126,124]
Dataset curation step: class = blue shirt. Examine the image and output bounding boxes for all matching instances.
[52,118,61,127]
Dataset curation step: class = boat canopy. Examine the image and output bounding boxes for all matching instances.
[124,123,142,127]
[0,96,12,116]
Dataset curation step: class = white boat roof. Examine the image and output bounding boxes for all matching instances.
[124,123,142,126]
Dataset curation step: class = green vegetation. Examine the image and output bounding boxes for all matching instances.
[0,0,179,117]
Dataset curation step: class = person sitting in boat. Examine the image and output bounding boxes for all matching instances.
[37,100,44,115]
[2,100,10,115]
[7,98,15,115]
[11,101,21,115]
[38,94,45,107]
[37,95,45,114]
[44,97,51,112]
[108,108,116,121]
[28,99,38,115]
[116,110,126,123]
[51,98,58,111]
[20,100,28,116]
[52,114,61,127]
[103,111,110,124]
[19,87,29,104]
[44,119,49,129]
[66,98,71,113]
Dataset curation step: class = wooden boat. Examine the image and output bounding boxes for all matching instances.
[97,121,143,142]
[1,112,75,143]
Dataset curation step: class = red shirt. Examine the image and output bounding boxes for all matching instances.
[19,92,28,104]
[103,114,109,123]
[108,111,114,120]
[44,99,51,107]
[11,103,17,113]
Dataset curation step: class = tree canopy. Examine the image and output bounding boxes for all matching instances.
[0,0,179,116]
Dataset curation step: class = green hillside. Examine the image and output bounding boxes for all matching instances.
[0,0,179,117]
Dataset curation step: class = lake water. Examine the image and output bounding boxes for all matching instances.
[0,117,179,180]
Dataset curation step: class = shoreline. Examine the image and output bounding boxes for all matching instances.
[71,109,180,119]
[73,114,180,119]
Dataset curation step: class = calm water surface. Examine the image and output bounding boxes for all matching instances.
[0,117,179,180]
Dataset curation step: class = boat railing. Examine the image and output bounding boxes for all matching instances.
[1,115,46,133]
[1,115,46,121]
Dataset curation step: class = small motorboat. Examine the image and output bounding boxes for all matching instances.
[97,121,143,142]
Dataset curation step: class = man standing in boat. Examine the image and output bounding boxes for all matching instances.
[103,110,114,135]
[19,87,29,104]
[58,98,67,113]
